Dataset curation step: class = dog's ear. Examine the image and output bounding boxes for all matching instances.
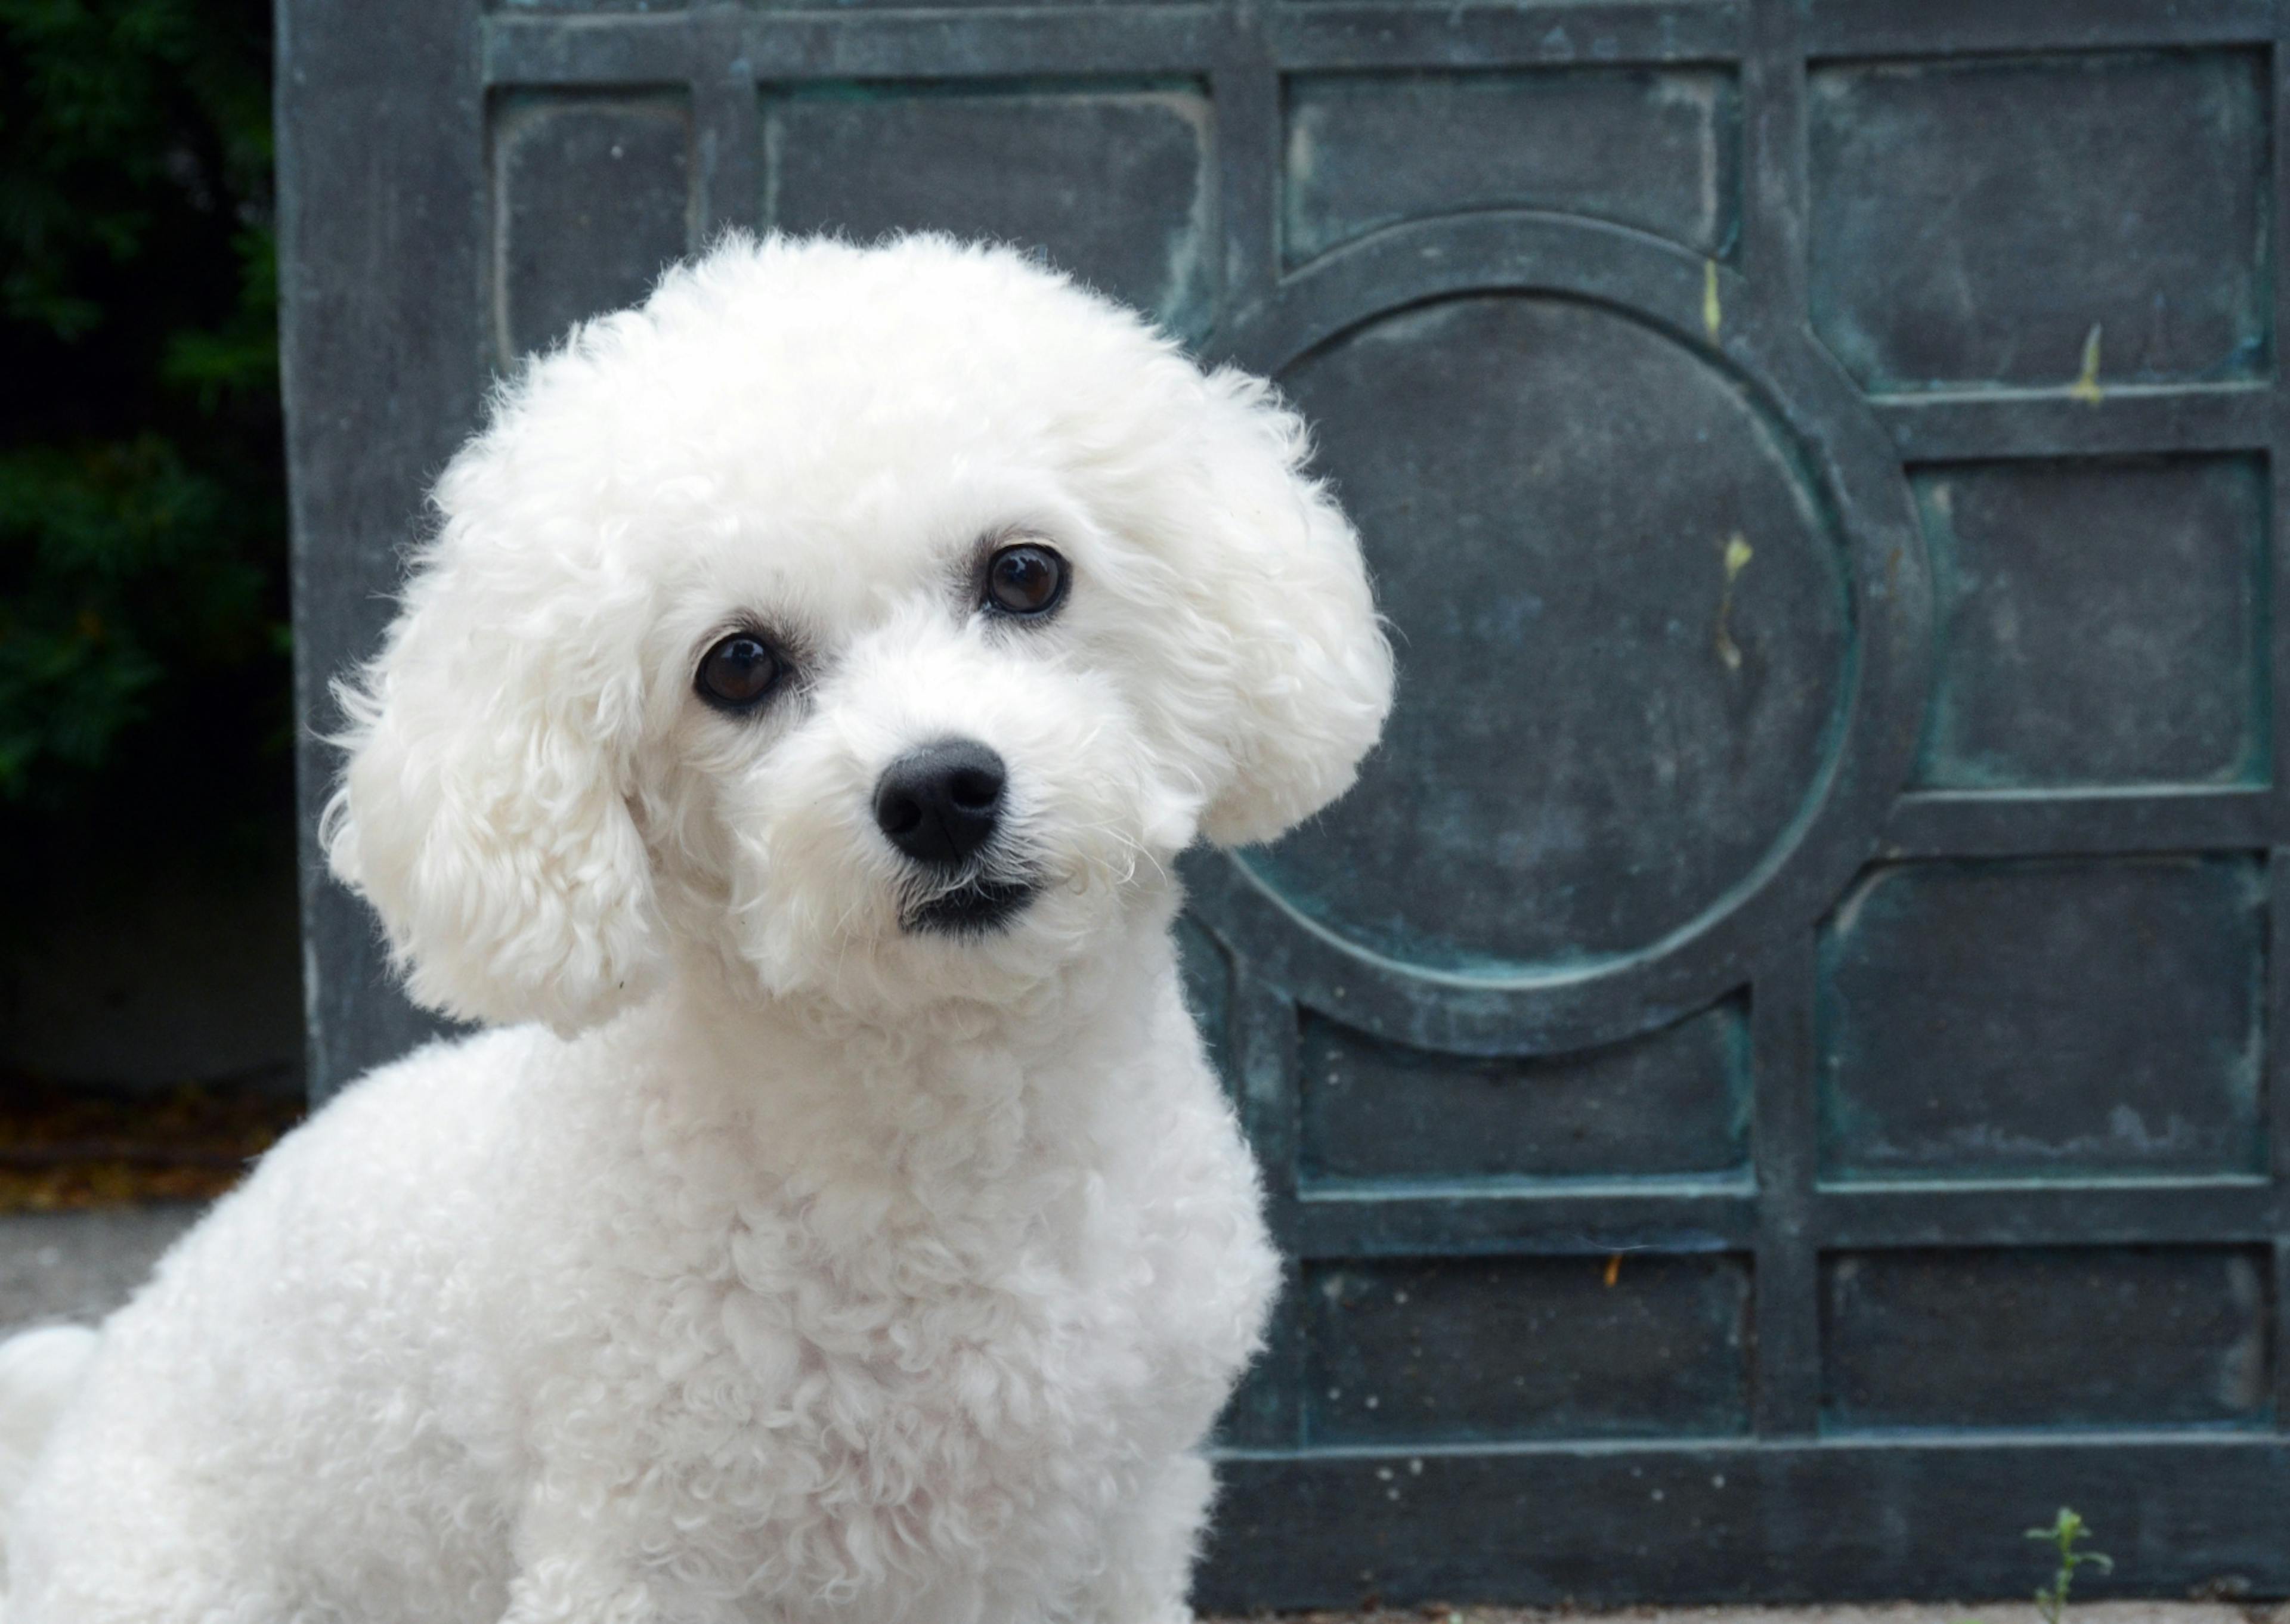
[1186,368,1395,848]
[320,506,663,1036]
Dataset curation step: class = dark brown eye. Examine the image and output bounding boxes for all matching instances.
[695,633,782,711]
[983,543,1067,618]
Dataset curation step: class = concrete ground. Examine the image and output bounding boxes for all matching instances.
[0,1205,202,1332]
[0,1222,2269,1624]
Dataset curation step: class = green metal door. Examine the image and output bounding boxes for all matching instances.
[280,0,2290,1603]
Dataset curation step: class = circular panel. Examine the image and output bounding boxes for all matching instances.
[1247,293,1849,974]
[1192,213,1928,1053]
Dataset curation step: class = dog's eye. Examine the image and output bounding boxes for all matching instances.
[983,543,1067,619]
[695,633,782,711]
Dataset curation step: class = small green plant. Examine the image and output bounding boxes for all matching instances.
[2028,1507,2111,1624]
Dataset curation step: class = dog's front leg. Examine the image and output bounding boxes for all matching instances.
[1069,1451,1215,1624]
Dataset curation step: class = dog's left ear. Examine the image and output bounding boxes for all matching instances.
[320,501,664,1036]
[1184,368,1395,848]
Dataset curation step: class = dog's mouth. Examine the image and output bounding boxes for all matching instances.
[904,875,1038,937]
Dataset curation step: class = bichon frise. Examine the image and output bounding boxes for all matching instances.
[0,234,1392,1623]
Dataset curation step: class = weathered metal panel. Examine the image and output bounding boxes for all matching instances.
[1202,1437,2290,1607]
[1910,457,2269,791]
[1818,858,2267,1181]
[1822,1247,2272,1431]
[280,0,2290,1603]
[1299,998,1750,1182]
[1307,1253,1754,1444]
[1807,49,2269,392]
[1283,67,1741,265]
[769,82,1215,336]
[493,94,696,362]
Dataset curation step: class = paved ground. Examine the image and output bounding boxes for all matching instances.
[0,1205,201,1332]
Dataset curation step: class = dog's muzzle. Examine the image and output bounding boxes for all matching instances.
[875,738,1036,934]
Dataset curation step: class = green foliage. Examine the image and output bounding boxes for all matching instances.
[2028,1507,2111,1624]
[0,0,284,833]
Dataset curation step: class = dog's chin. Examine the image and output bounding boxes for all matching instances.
[904,876,1038,937]
[737,844,1137,1012]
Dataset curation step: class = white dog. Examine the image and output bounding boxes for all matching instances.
[0,234,1391,1623]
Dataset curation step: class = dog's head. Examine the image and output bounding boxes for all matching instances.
[324,234,1391,1028]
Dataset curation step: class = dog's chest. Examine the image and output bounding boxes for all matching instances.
[719,1135,1205,1446]
[590,1056,1264,1596]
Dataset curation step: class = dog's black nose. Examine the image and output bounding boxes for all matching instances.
[874,739,1005,868]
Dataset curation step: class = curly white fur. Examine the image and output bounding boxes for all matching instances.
[0,233,1392,1623]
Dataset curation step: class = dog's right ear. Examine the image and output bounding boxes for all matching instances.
[321,496,664,1036]
[1181,368,1396,850]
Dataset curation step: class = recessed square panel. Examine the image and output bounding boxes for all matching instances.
[766,83,1213,339]
[1819,858,2264,1181]
[1809,51,2266,392]
[1284,69,1739,266]
[493,95,692,362]
[1300,997,1748,1183]
[1911,455,2267,791]
[1823,1247,2270,1431]
[1307,1254,1751,1443]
